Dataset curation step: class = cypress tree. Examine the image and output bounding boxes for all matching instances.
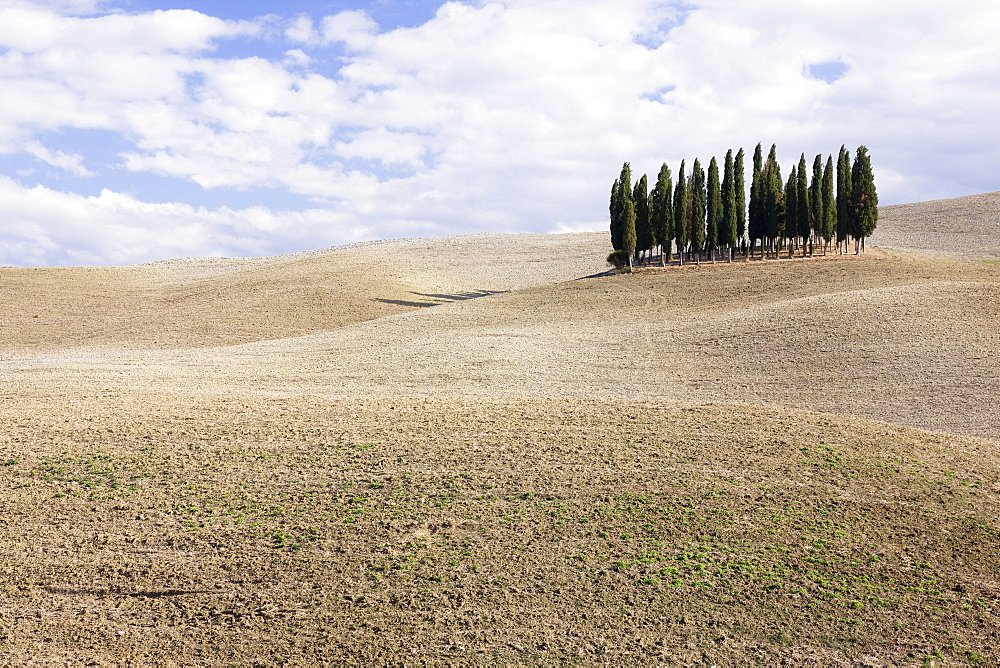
[785,166,798,256]
[706,156,721,262]
[610,162,632,251]
[622,198,636,271]
[851,145,878,253]
[748,143,764,257]
[633,174,652,264]
[610,179,622,250]
[796,153,811,255]
[821,156,835,254]
[721,149,738,261]
[836,146,851,253]
[651,163,673,265]
[810,154,823,249]
[763,145,784,256]
[673,160,688,265]
[690,159,706,263]
[734,148,747,253]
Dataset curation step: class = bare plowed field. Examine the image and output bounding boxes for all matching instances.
[874,191,1000,260]
[2,197,999,664]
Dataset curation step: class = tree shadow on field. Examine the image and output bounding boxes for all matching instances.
[576,270,617,280]
[374,289,507,308]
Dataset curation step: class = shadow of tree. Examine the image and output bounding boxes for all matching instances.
[374,289,507,308]
[412,290,507,301]
[373,298,439,308]
[575,270,617,280]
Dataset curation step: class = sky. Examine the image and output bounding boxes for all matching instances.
[1,0,999,266]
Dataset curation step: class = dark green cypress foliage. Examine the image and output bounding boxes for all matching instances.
[607,143,874,262]
[706,157,721,261]
[673,160,688,264]
[609,162,632,251]
[721,149,738,259]
[610,179,622,250]
[623,198,636,271]
[785,166,798,255]
[836,146,851,253]
[734,148,746,251]
[821,156,836,253]
[810,154,824,246]
[796,153,811,254]
[851,145,878,253]
[651,163,673,265]
[690,159,706,262]
[763,145,784,255]
[748,143,764,256]
[633,174,652,263]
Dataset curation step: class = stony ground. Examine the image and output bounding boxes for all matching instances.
[1,193,999,664]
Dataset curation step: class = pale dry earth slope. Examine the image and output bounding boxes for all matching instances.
[17,251,995,440]
[0,233,605,355]
[872,190,1000,259]
[2,195,999,442]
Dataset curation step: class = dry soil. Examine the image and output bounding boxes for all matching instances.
[1,194,999,665]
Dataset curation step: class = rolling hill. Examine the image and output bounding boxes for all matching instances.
[1,193,998,664]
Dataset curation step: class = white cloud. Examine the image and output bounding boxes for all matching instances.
[0,4,255,54]
[18,0,105,14]
[283,48,312,67]
[2,0,1000,266]
[0,176,373,266]
[24,141,93,176]
[284,14,317,45]
[320,10,378,51]
[334,127,429,168]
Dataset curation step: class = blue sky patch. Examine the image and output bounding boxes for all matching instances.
[113,0,445,30]
[634,4,693,49]
[640,84,677,103]
[807,61,850,84]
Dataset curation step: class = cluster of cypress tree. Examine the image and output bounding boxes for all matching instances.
[609,144,878,269]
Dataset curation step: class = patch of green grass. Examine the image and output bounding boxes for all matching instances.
[22,449,167,500]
